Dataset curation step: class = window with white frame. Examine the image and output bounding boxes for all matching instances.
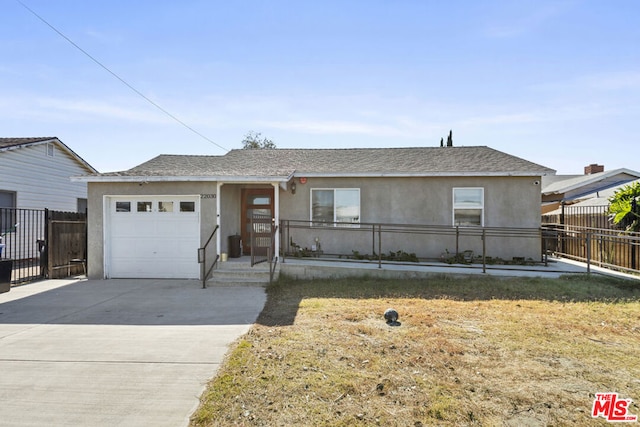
[453,187,484,226]
[311,188,360,227]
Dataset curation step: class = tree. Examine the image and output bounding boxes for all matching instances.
[241,131,276,149]
[608,181,640,232]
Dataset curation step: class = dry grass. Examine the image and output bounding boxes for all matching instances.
[191,274,640,426]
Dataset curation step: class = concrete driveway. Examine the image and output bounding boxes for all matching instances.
[0,278,266,427]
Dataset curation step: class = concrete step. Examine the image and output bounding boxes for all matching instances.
[208,259,279,286]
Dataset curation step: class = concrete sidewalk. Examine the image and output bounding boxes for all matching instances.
[0,278,266,427]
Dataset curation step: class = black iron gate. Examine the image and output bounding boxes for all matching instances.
[0,207,46,284]
[0,208,86,285]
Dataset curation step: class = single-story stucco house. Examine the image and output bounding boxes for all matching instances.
[73,146,555,280]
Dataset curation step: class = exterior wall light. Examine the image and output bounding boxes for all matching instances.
[291,182,296,194]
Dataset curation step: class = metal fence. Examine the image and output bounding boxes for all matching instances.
[542,204,640,274]
[280,219,545,273]
[542,204,611,229]
[541,224,639,274]
[0,208,46,284]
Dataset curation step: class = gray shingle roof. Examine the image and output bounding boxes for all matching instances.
[97,146,554,180]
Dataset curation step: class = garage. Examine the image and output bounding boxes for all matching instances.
[106,196,200,279]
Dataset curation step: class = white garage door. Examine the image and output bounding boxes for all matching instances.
[107,196,200,279]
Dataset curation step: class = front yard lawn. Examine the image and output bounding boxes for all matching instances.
[191,274,640,426]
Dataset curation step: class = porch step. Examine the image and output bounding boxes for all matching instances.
[208,258,279,287]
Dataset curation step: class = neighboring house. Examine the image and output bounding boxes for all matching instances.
[541,164,640,214]
[542,177,640,217]
[0,137,97,213]
[74,146,554,280]
[0,137,97,260]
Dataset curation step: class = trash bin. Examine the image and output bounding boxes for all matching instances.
[37,240,48,278]
[228,235,242,258]
[0,259,12,294]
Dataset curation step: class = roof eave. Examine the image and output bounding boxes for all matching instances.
[71,175,292,183]
[73,170,552,182]
[543,168,640,195]
[294,171,553,178]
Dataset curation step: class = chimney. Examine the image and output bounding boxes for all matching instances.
[584,164,604,175]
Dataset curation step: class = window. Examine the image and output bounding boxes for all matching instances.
[453,188,484,226]
[311,189,360,227]
[137,201,152,212]
[180,201,195,212]
[47,143,54,157]
[159,201,174,212]
[115,201,131,212]
[0,191,16,234]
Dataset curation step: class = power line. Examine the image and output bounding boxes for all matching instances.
[16,0,228,152]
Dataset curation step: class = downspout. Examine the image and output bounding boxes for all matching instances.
[216,182,222,256]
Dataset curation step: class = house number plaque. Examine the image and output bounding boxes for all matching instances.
[200,194,216,199]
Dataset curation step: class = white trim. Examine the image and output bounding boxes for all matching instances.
[72,170,551,183]
[216,182,222,257]
[294,171,551,178]
[310,188,361,227]
[452,187,485,227]
[72,175,292,183]
[273,182,280,257]
[103,195,110,278]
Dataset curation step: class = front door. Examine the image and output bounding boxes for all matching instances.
[241,188,274,255]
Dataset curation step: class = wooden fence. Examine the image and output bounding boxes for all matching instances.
[46,210,87,279]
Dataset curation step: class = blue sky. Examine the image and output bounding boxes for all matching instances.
[2,1,639,174]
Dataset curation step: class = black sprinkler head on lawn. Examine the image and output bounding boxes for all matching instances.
[384,308,401,326]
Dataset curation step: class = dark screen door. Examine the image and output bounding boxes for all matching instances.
[241,188,274,255]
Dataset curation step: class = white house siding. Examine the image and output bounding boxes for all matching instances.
[0,141,92,260]
[0,142,89,211]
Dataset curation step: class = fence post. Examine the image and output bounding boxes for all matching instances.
[372,224,376,258]
[560,202,566,255]
[586,232,591,275]
[632,237,637,271]
[282,220,288,264]
[45,208,51,279]
[378,224,382,269]
[482,228,486,274]
[543,229,548,267]
[200,247,206,289]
